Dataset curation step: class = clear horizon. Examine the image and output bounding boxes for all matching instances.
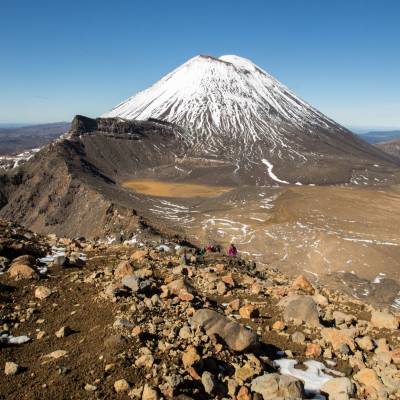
[1,0,399,129]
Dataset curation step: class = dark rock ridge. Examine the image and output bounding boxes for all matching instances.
[0,116,188,239]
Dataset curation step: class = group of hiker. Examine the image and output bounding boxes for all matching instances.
[197,242,238,257]
[179,241,239,267]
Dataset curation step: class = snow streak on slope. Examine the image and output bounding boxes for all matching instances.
[261,159,290,184]
[103,55,344,160]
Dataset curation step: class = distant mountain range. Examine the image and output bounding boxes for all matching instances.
[357,130,400,144]
[0,122,70,155]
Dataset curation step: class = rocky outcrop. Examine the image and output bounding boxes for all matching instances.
[191,309,258,352]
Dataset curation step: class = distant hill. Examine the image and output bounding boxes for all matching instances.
[0,122,70,155]
[375,139,400,160]
[357,130,400,144]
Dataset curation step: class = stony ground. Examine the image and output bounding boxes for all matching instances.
[1,219,400,400]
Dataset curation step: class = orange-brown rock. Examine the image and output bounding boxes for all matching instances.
[391,347,400,364]
[354,368,383,391]
[239,304,258,319]
[250,283,262,295]
[130,249,148,262]
[11,254,35,266]
[292,275,314,294]
[305,343,322,358]
[114,260,134,279]
[8,263,38,280]
[222,274,235,286]
[272,320,286,331]
[228,299,240,311]
[178,290,194,302]
[182,345,200,369]
[214,263,225,272]
[237,386,251,400]
[321,328,355,351]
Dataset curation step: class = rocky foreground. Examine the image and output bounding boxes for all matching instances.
[0,219,400,400]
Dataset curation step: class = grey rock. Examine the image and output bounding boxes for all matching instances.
[321,377,355,400]
[122,275,140,292]
[251,373,304,400]
[291,331,306,344]
[4,361,19,376]
[0,257,9,272]
[113,318,134,328]
[179,325,192,339]
[201,371,217,394]
[279,295,320,327]
[191,309,258,352]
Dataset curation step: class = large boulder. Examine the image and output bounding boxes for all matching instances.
[292,275,314,294]
[114,260,135,280]
[191,309,258,352]
[251,373,304,400]
[8,263,38,280]
[321,328,356,352]
[370,310,399,330]
[353,368,384,392]
[11,255,36,266]
[167,278,195,295]
[278,295,320,327]
[35,286,52,300]
[321,377,355,400]
[121,275,140,292]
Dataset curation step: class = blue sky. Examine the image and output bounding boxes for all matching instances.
[0,0,399,129]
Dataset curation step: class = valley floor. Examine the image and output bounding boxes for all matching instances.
[127,183,400,311]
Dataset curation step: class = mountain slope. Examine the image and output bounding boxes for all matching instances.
[103,54,398,183]
[375,139,400,160]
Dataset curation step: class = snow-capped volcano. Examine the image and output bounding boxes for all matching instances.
[102,54,396,184]
[103,54,340,143]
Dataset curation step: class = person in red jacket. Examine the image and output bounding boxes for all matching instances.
[227,243,237,256]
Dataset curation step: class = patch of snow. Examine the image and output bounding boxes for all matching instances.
[372,272,386,284]
[274,359,337,397]
[261,159,289,184]
[156,244,172,252]
[0,334,31,345]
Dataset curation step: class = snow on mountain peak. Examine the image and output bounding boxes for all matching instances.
[219,54,259,71]
[102,54,342,160]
